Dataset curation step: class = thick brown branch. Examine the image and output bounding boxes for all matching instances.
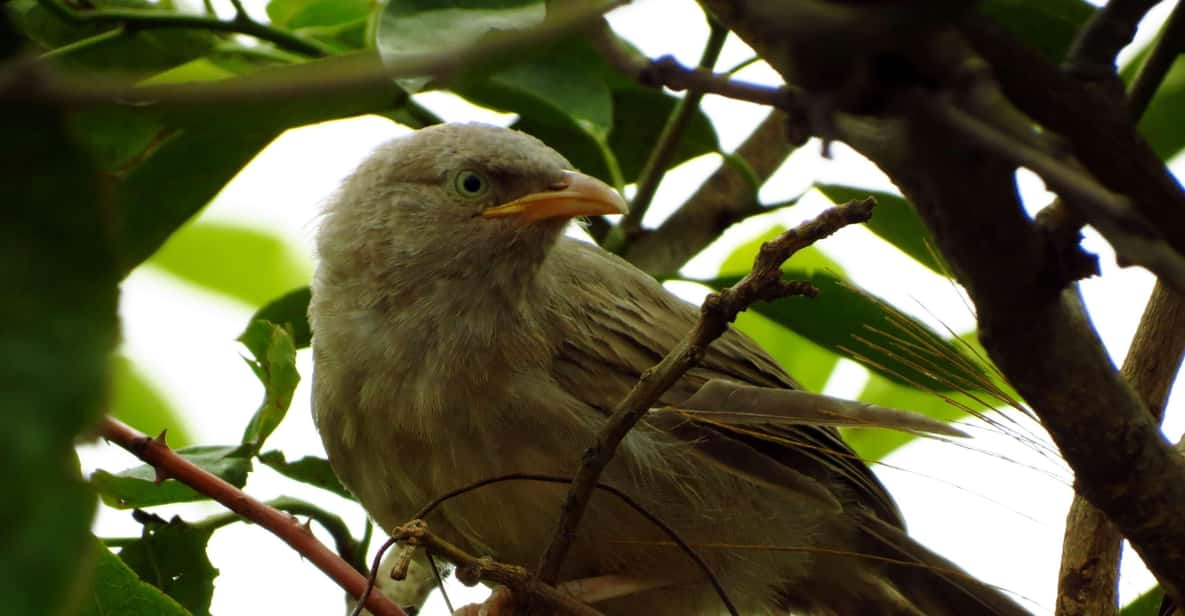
[536,197,875,586]
[1064,0,1160,82]
[961,18,1185,282]
[1057,283,1185,616]
[98,417,406,616]
[623,110,798,276]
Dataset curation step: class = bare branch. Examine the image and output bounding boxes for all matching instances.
[536,197,876,586]
[98,417,406,616]
[1064,0,1160,82]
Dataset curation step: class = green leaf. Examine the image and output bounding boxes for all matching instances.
[979,0,1096,63]
[113,52,418,273]
[376,0,545,92]
[1120,586,1165,616]
[110,356,193,448]
[1,100,118,613]
[83,537,191,616]
[118,514,217,615]
[844,372,981,461]
[608,87,719,183]
[733,311,838,392]
[698,227,992,393]
[270,0,369,29]
[815,184,946,276]
[259,450,353,499]
[91,445,252,509]
[149,222,311,308]
[68,107,165,172]
[1121,38,1185,162]
[251,287,313,349]
[238,321,301,452]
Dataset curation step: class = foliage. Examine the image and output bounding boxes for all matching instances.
[5,0,1183,612]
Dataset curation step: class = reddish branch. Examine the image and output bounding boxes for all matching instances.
[535,198,876,586]
[98,417,406,616]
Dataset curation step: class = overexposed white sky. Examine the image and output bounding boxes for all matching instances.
[79,1,1185,614]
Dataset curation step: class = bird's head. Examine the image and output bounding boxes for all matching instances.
[317,123,627,292]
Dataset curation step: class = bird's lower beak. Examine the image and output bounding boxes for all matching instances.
[480,170,628,223]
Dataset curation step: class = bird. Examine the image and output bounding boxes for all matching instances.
[309,122,1030,616]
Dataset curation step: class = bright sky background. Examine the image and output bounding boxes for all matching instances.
[78,1,1185,614]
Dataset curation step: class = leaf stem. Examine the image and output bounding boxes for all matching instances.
[38,26,125,59]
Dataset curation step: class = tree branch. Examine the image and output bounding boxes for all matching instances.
[1056,283,1185,616]
[536,197,876,586]
[623,110,798,276]
[97,417,406,616]
[1064,0,1160,82]
[35,0,335,58]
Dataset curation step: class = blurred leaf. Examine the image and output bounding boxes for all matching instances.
[8,0,216,75]
[83,537,191,616]
[114,52,415,272]
[1120,586,1165,616]
[733,311,838,392]
[92,445,252,509]
[979,0,1095,62]
[259,450,352,499]
[68,107,165,172]
[815,184,946,276]
[1,100,118,613]
[844,372,980,462]
[119,514,217,615]
[110,356,193,448]
[140,56,238,84]
[1121,37,1185,162]
[149,222,310,308]
[270,0,369,29]
[697,227,991,393]
[238,321,301,453]
[252,287,313,349]
[376,0,545,92]
[608,87,719,182]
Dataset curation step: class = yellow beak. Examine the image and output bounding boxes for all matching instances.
[480,170,628,223]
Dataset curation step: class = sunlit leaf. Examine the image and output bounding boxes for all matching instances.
[815,184,946,276]
[110,355,193,448]
[91,445,252,509]
[1121,36,1185,162]
[82,538,191,616]
[843,373,978,462]
[259,450,352,500]
[119,514,217,615]
[733,311,838,392]
[979,0,1095,62]
[238,321,301,453]
[2,93,118,613]
[149,221,311,308]
[1120,586,1165,616]
[251,287,313,349]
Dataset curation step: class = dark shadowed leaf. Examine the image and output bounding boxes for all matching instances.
[119,514,217,615]
[815,184,946,276]
[979,0,1095,62]
[699,227,991,393]
[1120,586,1165,616]
[113,53,419,272]
[91,446,252,509]
[609,88,719,183]
[376,0,545,92]
[110,356,193,448]
[259,450,353,499]
[149,222,311,308]
[1,98,118,612]
[238,321,301,453]
[83,537,191,616]
[251,287,313,349]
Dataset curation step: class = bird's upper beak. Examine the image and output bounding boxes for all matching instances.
[480,170,628,223]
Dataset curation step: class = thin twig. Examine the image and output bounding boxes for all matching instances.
[426,553,454,614]
[407,473,737,616]
[98,417,406,616]
[619,20,727,238]
[34,0,334,57]
[536,197,876,586]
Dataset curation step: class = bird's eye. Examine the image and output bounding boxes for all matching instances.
[453,170,489,198]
